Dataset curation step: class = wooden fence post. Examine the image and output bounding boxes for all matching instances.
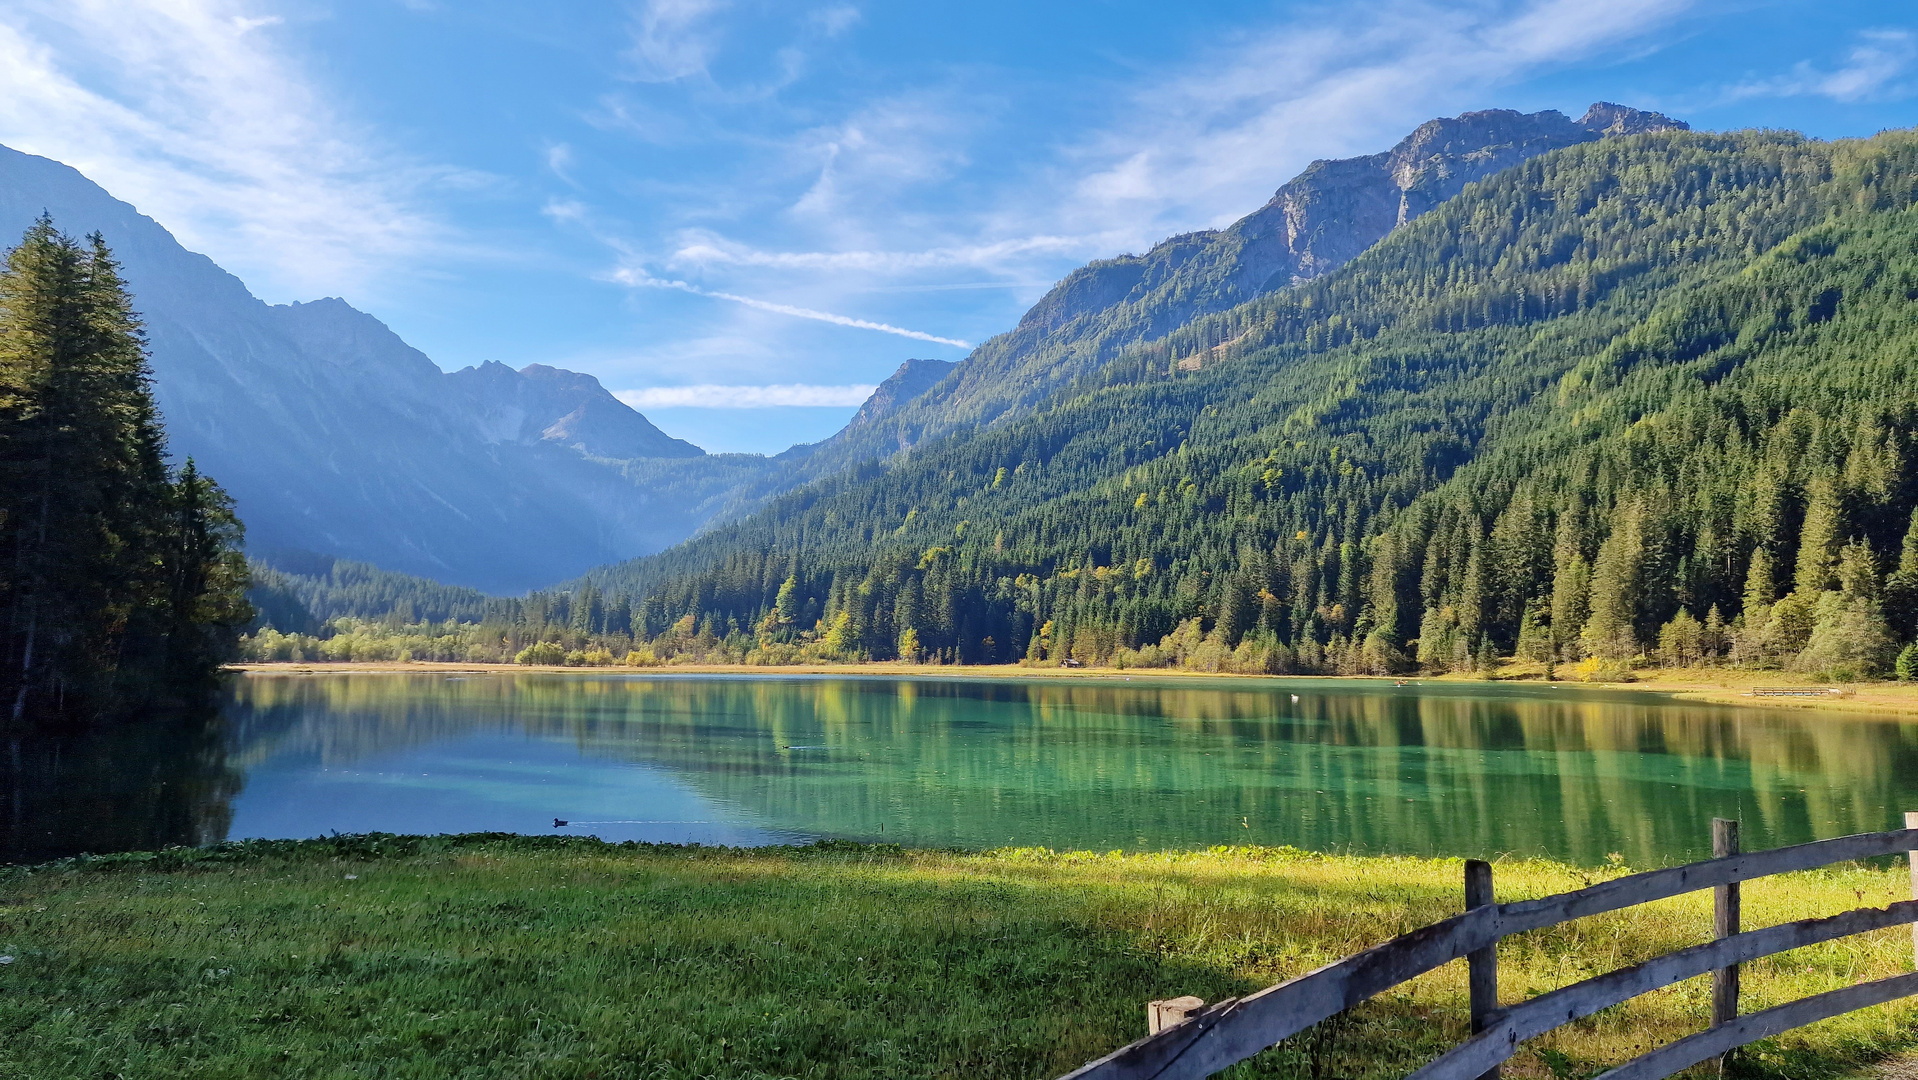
[1466,859,1499,1080]
[1712,818,1741,1072]
[1907,811,1917,971]
[1146,996,1206,1036]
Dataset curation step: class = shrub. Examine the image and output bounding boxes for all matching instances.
[514,640,566,666]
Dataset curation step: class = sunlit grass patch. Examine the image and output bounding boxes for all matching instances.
[0,835,1911,1079]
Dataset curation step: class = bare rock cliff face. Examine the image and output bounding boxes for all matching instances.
[446,361,701,461]
[1185,103,1690,305]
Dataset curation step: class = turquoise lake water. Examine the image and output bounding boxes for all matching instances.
[7,672,1915,865]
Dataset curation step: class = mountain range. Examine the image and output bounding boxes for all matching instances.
[0,145,752,592]
[565,114,1918,678]
[0,102,1688,598]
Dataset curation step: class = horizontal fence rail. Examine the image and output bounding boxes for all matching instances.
[1407,901,1918,1080]
[1057,825,1918,1080]
[1591,972,1918,1080]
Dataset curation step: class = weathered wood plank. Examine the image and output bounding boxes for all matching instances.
[1052,827,1918,1080]
[1907,813,1917,968]
[1496,828,1918,938]
[1466,860,1500,1080]
[1711,817,1741,1059]
[1148,997,1208,1036]
[1404,901,1918,1080]
[1588,972,1918,1080]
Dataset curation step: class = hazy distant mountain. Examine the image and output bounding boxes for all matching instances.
[0,144,743,593]
[446,361,702,460]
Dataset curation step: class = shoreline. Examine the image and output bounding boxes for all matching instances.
[228,661,1918,718]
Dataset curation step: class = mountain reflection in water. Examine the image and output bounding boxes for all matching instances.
[7,673,1917,866]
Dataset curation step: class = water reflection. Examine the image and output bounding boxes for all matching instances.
[204,674,1918,867]
[2,701,240,863]
[6,674,1914,865]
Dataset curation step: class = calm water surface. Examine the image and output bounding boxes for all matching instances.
[6,672,1916,865]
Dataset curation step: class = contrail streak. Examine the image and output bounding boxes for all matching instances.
[613,269,973,348]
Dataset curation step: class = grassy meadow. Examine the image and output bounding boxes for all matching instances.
[0,835,1912,1080]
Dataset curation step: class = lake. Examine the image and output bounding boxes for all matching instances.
[6,672,1916,866]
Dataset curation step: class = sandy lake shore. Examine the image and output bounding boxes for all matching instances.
[228,661,1918,719]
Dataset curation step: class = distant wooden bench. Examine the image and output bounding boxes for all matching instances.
[1751,686,1845,697]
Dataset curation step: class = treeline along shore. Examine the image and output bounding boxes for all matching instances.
[244,130,1918,688]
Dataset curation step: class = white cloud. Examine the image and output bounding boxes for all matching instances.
[546,142,577,183]
[1722,30,1917,104]
[611,0,1697,313]
[617,383,875,408]
[666,230,1094,274]
[0,0,446,299]
[625,0,728,82]
[610,267,973,347]
[785,91,981,221]
[808,5,860,38]
[1063,0,1698,237]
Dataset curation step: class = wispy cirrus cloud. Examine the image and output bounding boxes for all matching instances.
[0,0,451,299]
[666,230,1092,273]
[1063,0,1698,237]
[1720,30,1917,105]
[624,0,730,82]
[617,383,875,408]
[627,0,1699,302]
[610,267,973,347]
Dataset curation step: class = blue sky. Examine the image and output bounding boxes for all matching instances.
[0,1,1913,453]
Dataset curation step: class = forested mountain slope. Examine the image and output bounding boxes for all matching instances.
[571,129,1918,676]
[771,104,1686,490]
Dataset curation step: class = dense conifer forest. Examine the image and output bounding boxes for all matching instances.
[0,219,251,720]
[246,130,1918,680]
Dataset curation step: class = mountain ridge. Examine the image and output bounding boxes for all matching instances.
[0,143,734,593]
[746,103,1688,496]
[560,125,1918,679]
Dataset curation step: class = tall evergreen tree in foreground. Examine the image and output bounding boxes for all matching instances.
[0,218,250,721]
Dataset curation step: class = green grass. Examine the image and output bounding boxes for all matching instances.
[0,835,1912,1079]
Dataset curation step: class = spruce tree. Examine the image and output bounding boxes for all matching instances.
[1884,509,1918,641]
[1793,478,1843,597]
[0,220,250,720]
[1582,502,1645,661]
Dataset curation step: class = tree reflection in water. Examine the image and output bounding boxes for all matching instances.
[3,701,240,863]
[218,674,1918,867]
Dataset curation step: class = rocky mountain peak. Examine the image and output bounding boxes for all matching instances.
[446,361,703,461]
[1579,102,1690,136]
[792,101,1701,482]
[834,358,959,451]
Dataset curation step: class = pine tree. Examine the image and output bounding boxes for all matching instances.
[1883,509,1918,641]
[1743,546,1778,615]
[1793,478,1843,597]
[1549,507,1590,659]
[0,220,250,719]
[1583,501,1646,661]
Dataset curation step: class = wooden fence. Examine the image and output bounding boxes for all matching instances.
[1057,813,1918,1080]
